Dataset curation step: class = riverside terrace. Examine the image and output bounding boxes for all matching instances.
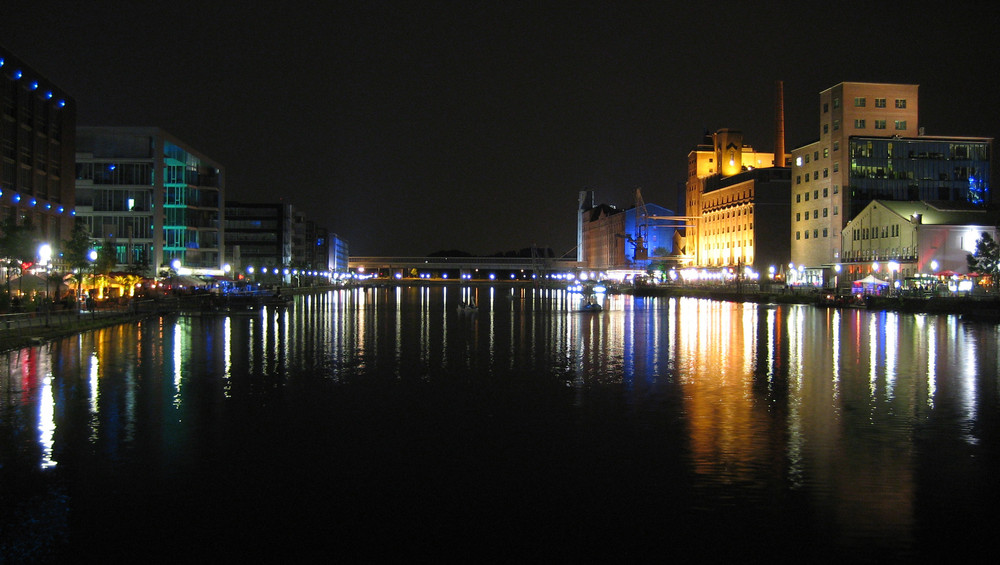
[347,256,585,281]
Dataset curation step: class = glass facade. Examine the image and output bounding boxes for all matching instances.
[848,137,990,217]
[75,128,224,274]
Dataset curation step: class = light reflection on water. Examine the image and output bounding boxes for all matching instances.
[1,286,997,560]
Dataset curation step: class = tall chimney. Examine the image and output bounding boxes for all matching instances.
[774,80,785,167]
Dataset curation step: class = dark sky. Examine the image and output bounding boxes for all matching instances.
[4,2,1000,256]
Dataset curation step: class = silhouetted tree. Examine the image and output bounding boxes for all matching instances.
[967,231,1000,290]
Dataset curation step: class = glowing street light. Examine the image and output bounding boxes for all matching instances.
[38,243,52,266]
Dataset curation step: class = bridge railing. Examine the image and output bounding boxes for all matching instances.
[349,257,583,269]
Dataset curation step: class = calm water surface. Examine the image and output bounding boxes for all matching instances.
[2,286,997,562]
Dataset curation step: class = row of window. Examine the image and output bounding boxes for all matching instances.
[796,169,829,183]
[852,97,907,108]
[852,224,901,240]
[825,97,907,111]
[854,119,907,130]
[795,186,839,202]
[796,208,833,221]
[796,229,830,239]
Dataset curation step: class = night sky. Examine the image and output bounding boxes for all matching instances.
[4,2,1000,256]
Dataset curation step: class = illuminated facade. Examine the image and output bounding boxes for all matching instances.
[0,46,76,250]
[790,82,992,280]
[791,83,919,271]
[686,129,790,272]
[840,200,1000,281]
[75,127,225,275]
[579,194,678,275]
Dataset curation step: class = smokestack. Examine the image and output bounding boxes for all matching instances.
[774,80,785,167]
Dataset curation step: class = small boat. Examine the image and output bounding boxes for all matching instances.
[458,300,479,313]
[581,297,603,312]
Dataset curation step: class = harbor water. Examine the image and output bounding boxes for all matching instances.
[2,286,997,562]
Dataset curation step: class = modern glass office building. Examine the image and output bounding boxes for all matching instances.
[847,136,991,214]
[75,127,225,275]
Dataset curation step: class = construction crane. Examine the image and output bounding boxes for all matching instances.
[628,188,648,262]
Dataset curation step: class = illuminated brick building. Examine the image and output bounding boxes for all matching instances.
[790,82,992,285]
[685,129,791,273]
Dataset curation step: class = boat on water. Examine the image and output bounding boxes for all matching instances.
[581,296,603,312]
[458,300,479,313]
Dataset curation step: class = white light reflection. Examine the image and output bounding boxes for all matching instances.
[831,309,841,401]
[926,320,936,408]
[884,312,898,400]
[869,315,879,400]
[765,307,775,384]
[89,352,99,442]
[38,373,57,469]
[442,286,448,361]
[959,331,979,445]
[224,316,232,397]
[786,304,805,489]
[395,287,402,374]
[174,319,183,409]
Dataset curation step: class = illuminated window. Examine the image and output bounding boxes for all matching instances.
[895,120,907,130]
[875,98,886,108]
[895,99,907,109]
[874,119,886,129]
[854,97,866,107]
[823,208,828,217]
[854,119,866,129]
[823,148,829,158]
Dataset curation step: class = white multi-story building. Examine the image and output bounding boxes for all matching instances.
[75,127,225,276]
[841,200,999,282]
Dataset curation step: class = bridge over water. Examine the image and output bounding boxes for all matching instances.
[348,256,585,280]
